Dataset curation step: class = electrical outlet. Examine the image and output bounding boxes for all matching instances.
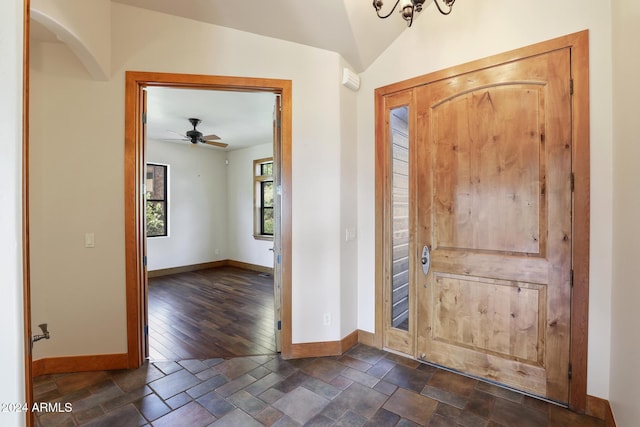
[323,312,331,326]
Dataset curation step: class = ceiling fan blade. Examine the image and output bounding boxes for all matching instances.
[201,134,221,141]
[203,140,229,148]
[167,130,187,138]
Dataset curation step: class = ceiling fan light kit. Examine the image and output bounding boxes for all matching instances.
[373,0,455,27]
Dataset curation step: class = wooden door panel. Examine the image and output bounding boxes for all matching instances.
[416,49,571,402]
[430,273,545,365]
[432,85,544,254]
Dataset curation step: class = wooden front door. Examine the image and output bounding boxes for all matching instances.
[415,49,572,402]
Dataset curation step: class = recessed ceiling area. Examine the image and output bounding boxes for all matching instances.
[145,87,276,151]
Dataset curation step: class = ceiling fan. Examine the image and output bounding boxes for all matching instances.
[166,118,228,148]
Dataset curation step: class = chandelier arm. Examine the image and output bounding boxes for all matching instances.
[407,13,414,27]
[432,0,454,15]
[374,0,403,19]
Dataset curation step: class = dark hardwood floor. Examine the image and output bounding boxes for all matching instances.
[148,266,276,360]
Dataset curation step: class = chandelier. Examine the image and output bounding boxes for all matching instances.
[373,0,455,27]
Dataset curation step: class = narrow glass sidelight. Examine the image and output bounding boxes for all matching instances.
[389,105,410,331]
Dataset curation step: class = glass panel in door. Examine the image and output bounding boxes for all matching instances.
[381,89,416,356]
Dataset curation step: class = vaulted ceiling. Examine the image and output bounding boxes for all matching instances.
[112,0,413,72]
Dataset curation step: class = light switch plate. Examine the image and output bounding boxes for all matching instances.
[85,233,95,248]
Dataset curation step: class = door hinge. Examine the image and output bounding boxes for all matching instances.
[144,325,149,336]
[570,269,574,288]
[143,255,147,267]
[142,112,147,125]
[568,363,573,380]
[277,320,282,330]
[569,79,574,95]
[570,173,575,192]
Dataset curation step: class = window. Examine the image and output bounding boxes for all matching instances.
[146,163,168,237]
[254,157,274,239]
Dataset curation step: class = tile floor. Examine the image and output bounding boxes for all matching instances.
[33,345,604,427]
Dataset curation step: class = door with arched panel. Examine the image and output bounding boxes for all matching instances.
[415,49,572,403]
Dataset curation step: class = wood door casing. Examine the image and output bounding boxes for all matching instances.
[273,94,283,353]
[125,72,293,365]
[415,49,572,402]
[141,88,149,360]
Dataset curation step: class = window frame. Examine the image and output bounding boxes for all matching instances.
[145,163,168,238]
[254,157,274,240]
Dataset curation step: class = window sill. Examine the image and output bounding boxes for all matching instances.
[253,234,274,241]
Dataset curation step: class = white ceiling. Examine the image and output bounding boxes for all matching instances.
[145,87,276,151]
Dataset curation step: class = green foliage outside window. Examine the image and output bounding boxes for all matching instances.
[262,181,274,235]
[146,163,167,237]
[146,197,166,237]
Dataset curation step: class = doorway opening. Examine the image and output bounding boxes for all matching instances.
[143,86,280,360]
[124,72,293,367]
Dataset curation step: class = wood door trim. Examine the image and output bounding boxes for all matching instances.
[568,30,590,414]
[22,1,34,426]
[380,91,417,357]
[124,71,293,365]
[374,30,590,412]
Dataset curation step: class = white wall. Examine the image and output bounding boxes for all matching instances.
[0,1,26,425]
[147,139,278,271]
[146,140,228,271]
[356,0,613,399]
[29,1,350,361]
[610,0,640,425]
[339,60,359,338]
[227,143,274,268]
[30,39,128,360]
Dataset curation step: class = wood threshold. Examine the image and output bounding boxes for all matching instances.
[32,353,129,377]
[373,30,590,413]
[287,330,359,359]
